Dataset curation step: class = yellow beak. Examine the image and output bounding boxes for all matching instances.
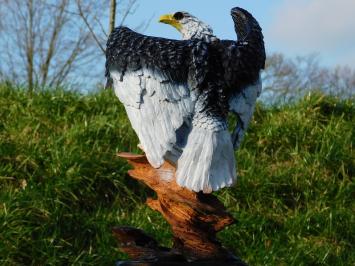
[159,14,182,31]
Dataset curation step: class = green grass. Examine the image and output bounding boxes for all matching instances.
[0,83,354,265]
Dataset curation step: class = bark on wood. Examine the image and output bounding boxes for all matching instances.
[114,152,247,265]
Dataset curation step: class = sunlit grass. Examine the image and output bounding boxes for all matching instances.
[0,83,354,265]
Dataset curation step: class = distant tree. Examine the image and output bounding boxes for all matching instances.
[262,53,355,104]
[109,0,117,35]
[76,0,149,54]
[0,0,147,93]
[0,0,96,94]
[325,65,355,98]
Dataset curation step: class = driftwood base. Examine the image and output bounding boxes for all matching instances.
[114,152,247,265]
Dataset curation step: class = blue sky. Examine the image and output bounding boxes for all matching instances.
[123,0,355,68]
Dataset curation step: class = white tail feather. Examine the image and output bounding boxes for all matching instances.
[176,127,236,193]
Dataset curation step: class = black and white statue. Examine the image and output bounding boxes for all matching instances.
[105,7,265,193]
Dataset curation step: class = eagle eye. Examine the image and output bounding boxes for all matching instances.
[173,12,184,20]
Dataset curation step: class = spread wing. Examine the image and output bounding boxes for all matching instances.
[105,27,209,167]
[229,76,262,149]
[105,6,266,193]
[106,27,236,192]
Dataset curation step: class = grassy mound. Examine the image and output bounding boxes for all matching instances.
[0,83,354,265]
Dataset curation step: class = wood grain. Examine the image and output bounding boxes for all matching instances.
[114,152,246,265]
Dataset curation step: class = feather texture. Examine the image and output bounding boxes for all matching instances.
[176,96,236,192]
[106,7,265,192]
[111,68,196,167]
[229,76,262,148]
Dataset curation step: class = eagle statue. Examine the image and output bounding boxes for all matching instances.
[105,7,265,193]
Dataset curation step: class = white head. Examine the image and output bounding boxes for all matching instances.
[159,11,218,42]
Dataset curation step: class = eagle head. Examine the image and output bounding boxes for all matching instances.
[159,11,217,42]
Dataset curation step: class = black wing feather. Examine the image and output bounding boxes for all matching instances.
[105,9,266,118]
[106,27,209,88]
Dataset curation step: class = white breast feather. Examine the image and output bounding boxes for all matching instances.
[111,69,196,168]
[111,68,260,193]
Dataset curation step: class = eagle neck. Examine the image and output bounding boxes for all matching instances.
[181,23,218,43]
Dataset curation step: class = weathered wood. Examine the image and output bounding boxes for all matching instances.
[114,152,246,265]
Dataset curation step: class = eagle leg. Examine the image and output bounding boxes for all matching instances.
[231,114,244,150]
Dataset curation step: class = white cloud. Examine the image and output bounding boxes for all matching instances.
[268,0,355,67]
